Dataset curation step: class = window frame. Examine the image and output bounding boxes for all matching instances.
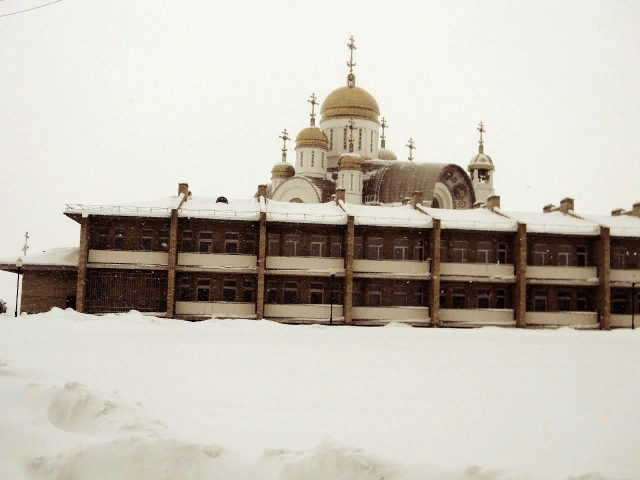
[222,279,238,302]
[141,229,153,251]
[310,235,326,257]
[309,282,324,304]
[533,244,548,266]
[393,238,409,261]
[477,241,491,264]
[198,231,213,254]
[283,234,301,257]
[283,281,298,304]
[367,284,382,307]
[452,240,468,263]
[181,230,193,253]
[243,233,256,255]
[224,232,239,255]
[557,290,571,312]
[114,228,126,250]
[533,289,547,312]
[477,288,491,309]
[557,245,572,267]
[268,234,280,256]
[367,237,384,260]
[196,278,211,302]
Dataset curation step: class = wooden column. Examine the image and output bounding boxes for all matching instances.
[343,215,355,325]
[256,211,267,320]
[427,219,441,327]
[597,226,611,330]
[166,209,179,317]
[513,222,527,328]
[75,216,90,313]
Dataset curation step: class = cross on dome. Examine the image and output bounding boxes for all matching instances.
[347,118,356,153]
[406,138,416,161]
[279,128,290,161]
[22,231,29,256]
[478,121,486,153]
[346,36,357,88]
[380,117,388,148]
[308,93,318,126]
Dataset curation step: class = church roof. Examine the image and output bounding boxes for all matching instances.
[295,127,328,150]
[320,86,380,123]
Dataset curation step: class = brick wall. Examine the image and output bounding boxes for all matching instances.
[21,270,78,314]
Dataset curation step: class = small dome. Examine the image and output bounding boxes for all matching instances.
[295,127,328,150]
[320,86,380,122]
[377,148,397,161]
[468,153,495,172]
[271,161,295,179]
[338,152,364,172]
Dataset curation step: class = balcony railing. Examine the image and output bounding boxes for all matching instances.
[526,311,598,327]
[440,263,514,280]
[527,266,598,283]
[266,256,344,273]
[353,259,430,277]
[264,303,344,320]
[352,306,430,323]
[610,269,640,285]
[178,253,257,269]
[88,250,168,266]
[174,301,255,317]
[439,308,515,326]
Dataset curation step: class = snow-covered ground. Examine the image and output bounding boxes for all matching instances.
[1,309,638,480]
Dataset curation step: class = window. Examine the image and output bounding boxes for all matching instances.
[413,285,424,306]
[498,243,508,264]
[268,234,280,256]
[439,286,447,308]
[350,173,353,190]
[393,238,409,260]
[367,237,383,260]
[199,232,213,253]
[310,282,324,304]
[358,128,362,150]
[477,242,491,263]
[311,150,315,167]
[558,245,572,267]
[452,287,466,309]
[533,244,548,266]
[577,291,587,312]
[243,233,256,254]
[243,279,254,303]
[533,289,547,312]
[329,129,334,151]
[496,289,507,309]
[330,281,341,304]
[367,284,382,306]
[330,236,341,258]
[223,279,237,302]
[321,152,325,168]
[283,234,301,257]
[114,228,125,250]
[181,230,193,252]
[343,128,347,149]
[141,229,153,251]
[440,243,447,262]
[310,235,326,257]
[266,281,278,304]
[392,285,407,306]
[97,227,108,249]
[196,279,211,302]
[477,288,491,309]
[179,277,191,301]
[557,291,571,311]
[370,131,373,152]
[612,293,627,314]
[159,230,170,252]
[354,237,364,259]
[283,281,298,304]
[612,247,627,269]
[413,240,424,261]
[224,232,239,254]
[353,281,364,306]
[300,151,304,167]
[577,246,587,267]
[452,241,468,263]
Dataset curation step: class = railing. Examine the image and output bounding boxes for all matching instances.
[179,208,260,218]
[266,212,347,222]
[353,215,429,226]
[65,204,173,215]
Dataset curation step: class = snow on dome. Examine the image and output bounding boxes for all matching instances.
[266,199,347,224]
[377,148,398,161]
[468,152,494,171]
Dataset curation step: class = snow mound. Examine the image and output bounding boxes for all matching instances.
[47,382,167,436]
[383,321,414,328]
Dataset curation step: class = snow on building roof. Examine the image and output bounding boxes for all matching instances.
[578,213,640,237]
[266,200,347,224]
[418,206,517,231]
[65,196,182,218]
[499,210,600,235]
[0,247,79,271]
[341,202,432,227]
[179,197,261,221]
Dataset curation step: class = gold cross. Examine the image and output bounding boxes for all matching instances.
[406,138,416,161]
[279,128,290,161]
[347,119,356,153]
[22,231,29,256]
[308,93,318,126]
[478,121,485,145]
[346,36,357,74]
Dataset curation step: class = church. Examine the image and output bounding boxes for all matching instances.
[1,37,640,330]
[265,36,492,210]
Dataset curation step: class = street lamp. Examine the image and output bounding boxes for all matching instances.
[329,267,336,325]
[15,257,23,317]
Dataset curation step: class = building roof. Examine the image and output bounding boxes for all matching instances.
[0,247,78,272]
[341,202,432,228]
[295,127,328,150]
[320,86,380,122]
[578,213,640,237]
[65,196,181,218]
[419,206,518,231]
[179,197,261,221]
[499,210,600,236]
[265,199,347,225]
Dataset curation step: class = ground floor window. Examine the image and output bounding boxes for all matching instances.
[353,282,364,307]
[477,288,491,309]
[557,291,571,311]
[310,282,324,304]
[413,285,424,306]
[222,279,237,302]
[367,284,382,306]
[612,293,627,314]
[439,286,447,308]
[243,279,254,303]
[452,287,466,309]
[576,291,587,311]
[266,281,278,304]
[85,269,168,313]
[392,285,407,306]
[533,289,547,312]
[179,277,191,301]
[197,279,211,302]
[496,289,507,309]
[283,282,298,304]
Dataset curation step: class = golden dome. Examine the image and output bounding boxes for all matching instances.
[295,127,328,150]
[271,161,295,179]
[377,147,397,161]
[320,86,380,123]
[338,152,364,172]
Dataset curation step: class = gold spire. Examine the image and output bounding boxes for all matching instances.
[406,138,416,161]
[308,93,318,127]
[346,36,356,88]
[478,121,485,154]
[380,117,388,148]
[347,118,356,153]
[279,128,290,162]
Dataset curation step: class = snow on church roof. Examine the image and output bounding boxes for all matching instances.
[0,247,79,270]
[579,213,640,237]
[266,200,347,224]
[499,210,600,235]
[341,202,432,227]
[179,196,261,221]
[418,206,517,231]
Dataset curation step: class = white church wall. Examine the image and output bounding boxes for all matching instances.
[319,117,379,167]
[338,170,363,205]
[295,147,327,177]
[271,177,320,203]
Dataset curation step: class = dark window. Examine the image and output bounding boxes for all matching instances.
[477,288,491,309]
[310,235,326,257]
[558,245,572,267]
[577,291,587,312]
[452,287,466,309]
[498,243,508,264]
[534,289,547,312]
[196,279,210,302]
[268,234,280,256]
[392,285,407,306]
[413,285,424,306]
[557,291,571,311]
[179,277,191,301]
[353,281,364,306]
[329,129,334,151]
[440,243,447,262]
[439,286,447,308]
[353,237,364,259]
[225,233,239,254]
[97,228,109,250]
[496,289,506,309]
[331,236,342,258]
[452,241,467,263]
[533,244,548,266]
[577,246,587,267]
[283,235,301,257]
[343,127,347,149]
[244,233,256,255]
[393,238,409,260]
[612,293,627,314]
[367,238,383,260]
[477,242,491,264]
[413,240,424,261]
[159,231,170,252]
[612,247,627,269]
[223,279,237,302]
[266,281,278,304]
[199,232,213,253]
[310,282,324,304]
[181,231,193,252]
[243,279,254,303]
[114,228,125,250]
[367,284,382,306]
[283,282,298,304]
[141,229,153,251]
[330,279,340,304]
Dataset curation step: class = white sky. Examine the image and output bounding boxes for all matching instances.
[1,0,639,307]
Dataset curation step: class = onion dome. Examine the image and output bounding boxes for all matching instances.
[468,150,494,172]
[295,127,328,150]
[271,161,295,179]
[320,86,380,123]
[377,148,397,161]
[338,152,364,172]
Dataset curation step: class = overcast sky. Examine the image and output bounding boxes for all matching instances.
[1,0,639,308]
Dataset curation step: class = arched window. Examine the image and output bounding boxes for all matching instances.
[343,128,347,149]
[321,152,325,168]
[329,130,334,151]
[311,151,315,167]
[300,151,304,167]
[350,174,354,190]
